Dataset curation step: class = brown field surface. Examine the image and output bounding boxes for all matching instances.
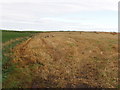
[3,32,118,88]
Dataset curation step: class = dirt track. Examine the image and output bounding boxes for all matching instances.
[6,32,118,88]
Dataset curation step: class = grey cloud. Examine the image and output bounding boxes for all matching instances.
[0,0,118,32]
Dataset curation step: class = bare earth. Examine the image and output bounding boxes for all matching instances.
[4,32,118,88]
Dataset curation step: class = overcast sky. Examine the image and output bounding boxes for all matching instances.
[0,0,119,32]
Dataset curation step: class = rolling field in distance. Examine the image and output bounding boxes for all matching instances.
[2,31,118,88]
[2,31,31,43]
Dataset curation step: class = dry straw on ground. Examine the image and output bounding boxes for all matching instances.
[3,32,118,88]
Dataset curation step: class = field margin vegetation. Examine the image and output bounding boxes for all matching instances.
[2,30,43,87]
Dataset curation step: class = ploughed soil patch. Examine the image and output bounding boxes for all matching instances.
[3,32,118,88]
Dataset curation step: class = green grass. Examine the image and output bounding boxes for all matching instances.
[2,30,38,84]
[2,38,29,82]
[2,30,34,43]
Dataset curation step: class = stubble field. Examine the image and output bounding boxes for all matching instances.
[2,31,118,88]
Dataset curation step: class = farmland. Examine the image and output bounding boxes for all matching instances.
[2,31,118,88]
[2,30,37,86]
